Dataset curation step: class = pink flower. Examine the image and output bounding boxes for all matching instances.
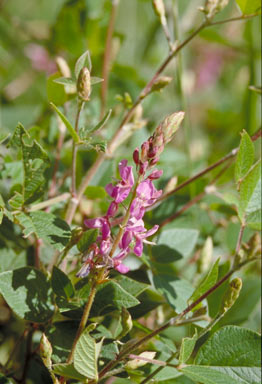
[106,160,134,203]
[131,179,162,219]
[85,217,110,240]
[120,217,159,257]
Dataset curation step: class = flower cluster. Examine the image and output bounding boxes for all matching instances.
[77,112,184,277]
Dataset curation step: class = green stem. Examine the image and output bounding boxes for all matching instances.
[66,279,98,365]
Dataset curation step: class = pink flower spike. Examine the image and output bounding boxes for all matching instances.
[148,169,163,180]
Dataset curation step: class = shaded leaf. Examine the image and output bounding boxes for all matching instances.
[52,363,87,382]
[0,267,54,322]
[77,229,99,253]
[51,266,75,299]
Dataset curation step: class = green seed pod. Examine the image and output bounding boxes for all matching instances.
[40,333,52,368]
[77,67,91,101]
[220,278,242,314]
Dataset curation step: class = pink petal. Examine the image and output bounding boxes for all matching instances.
[134,238,143,257]
[121,230,133,249]
[148,169,163,180]
[85,217,103,228]
[107,201,118,217]
[115,263,130,274]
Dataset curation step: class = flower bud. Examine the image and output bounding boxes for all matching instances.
[220,278,242,314]
[141,141,149,162]
[40,333,52,368]
[55,56,71,78]
[77,67,91,101]
[198,237,213,274]
[151,76,172,93]
[205,0,229,20]
[148,169,163,180]
[133,147,140,165]
[139,161,148,175]
[160,111,185,144]
[152,0,165,21]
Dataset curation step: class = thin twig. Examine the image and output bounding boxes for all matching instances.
[71,101,84,198]
[100,0,119,118]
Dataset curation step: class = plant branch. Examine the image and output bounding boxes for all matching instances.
[205,12,260,27]
[100,0,119,118]
[155,127,261,206]
[97,256,256,382]
[71,101,84,198]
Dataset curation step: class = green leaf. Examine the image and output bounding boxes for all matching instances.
[182,326,262,384]
[52,363,87,382]
[189,258,220,304]
[16,211,72,251]
[77,229,99,253]
[152,228,199,263]
[75,50,92,78]
[84,186,107,200]
[153,274,194,312]
[182,365,261,384]
[0,267,54,322]
[0,248,27,272]
[179,329,198,364]
[86,109,112,135]
[115,275,149,297]
[73,330,98,380]
[47,72,67,106]
[238,160,261,222]
[195,326,261,366]
[92,281,140,314]
[53,77,76,86]
[236,0,261,14]
[235,130,254,183]
[50,102,80,143]
[90,76,104,85]
[51,266,75,299]
[9,124,50,204]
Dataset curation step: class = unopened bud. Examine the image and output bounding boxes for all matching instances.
[220,278,242,314]
[205,0,229,19]
[139,161,148,175]
[40,333,52,368]
[160,111,185,144]
[151,76,172,93]
[77,67,91,101]
[133,147,140,165]
[118,307,133,339]
[152,0,165,21]
[247,233,261,259]
[148,169,163,180]
[149,156,160,166]
[233,249,245,268]
[56,56,71,78]
[198,237,213,274]
[141,141,149,162]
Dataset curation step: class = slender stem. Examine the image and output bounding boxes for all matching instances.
[235,223,246,255]
[21,329,33,384]
[65,101,84,224]
[100,0,119,118]
[28,193,70,212]
[206,12,260,27]
[34,235,41,269]
[48,115,66,198]
[71,101,84,198]
[66,280,97,365]
[97,257,255,381]
[4,328,27,371]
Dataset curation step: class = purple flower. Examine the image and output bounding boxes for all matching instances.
[106,160,134,203]
[120,217,159,257]
[130,179,162,219]
[85,217,111,240]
